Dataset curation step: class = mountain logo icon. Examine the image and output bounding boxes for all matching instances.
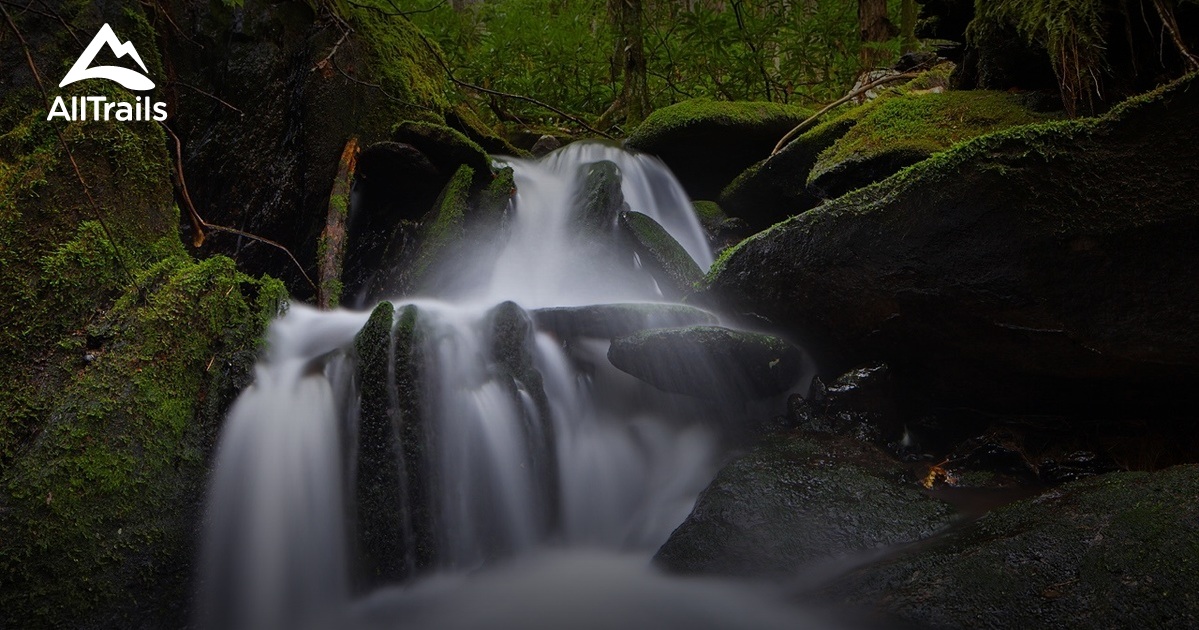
[59,23,155,92]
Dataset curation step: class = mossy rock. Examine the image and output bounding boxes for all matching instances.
[818,465,1199,629]
[0,255,285,629]
[626,100,813,200]
[718,104,864,230]
[807,90,1059,200]
[532,303,718,339]
[616,210,704,299]
[351,301,408,587]
[655,433,955,578]
[158,0,506,297]
[574,160,626,235]
[704,73,1199,414]
[607,326,802,401]
[485,301,559,532]
[392,120,493,189]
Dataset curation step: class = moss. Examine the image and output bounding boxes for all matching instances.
[575,160,624,234]
[824,465,1199,628]
[391,120,492,184]
[0,7,288,625]
[346,1,454,120]
[406,164,473,286]
[617,210,704,298]
[0,254,285,628]
[626,99,814,147]
[808,90,1059,195]
[691,200,726,227]
[473,165,515,221]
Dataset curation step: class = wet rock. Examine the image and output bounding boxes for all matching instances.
[655,433,955,578]
[161,0,464,297]
[486,302,559,534]
[575,160,627,235]
[352,302,407,587]
[816,465,1199,629]
[607,326,802,400]
[343,142,441,299]
[392,305,433,569]
[691,201,751,252]
[626,100,813,200]
[391,120,493,189]
[787,363,899,443]
[616,211,704,299]
[531,134,564,157]
[532,303,718,339]
[706,75,1199,415]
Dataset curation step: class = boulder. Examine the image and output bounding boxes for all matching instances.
[655,433,955,578]
[626,100,812,200]
[816,465,1199,629]
[717,109,858,231]
[352,302,406,587]
[531,134,564,157]
[574,160,626,235]
[391,120,493,189]
[691,201,750,253]
[607,326,802,400]
[616,211,704,299]
[806,90,1057,201]
[787,363,900,443]
[705,74,1199,414]
[532,303,718,339]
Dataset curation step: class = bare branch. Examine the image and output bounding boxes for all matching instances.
[772,72,918,156]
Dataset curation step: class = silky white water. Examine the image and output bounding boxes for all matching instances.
[199,142,827,629]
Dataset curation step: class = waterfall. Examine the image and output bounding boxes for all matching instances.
[199,142,821,629]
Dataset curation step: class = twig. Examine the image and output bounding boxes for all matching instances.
[160,122,318,291]
[1152,0,1199,72]
[2,3,134,284]
[170,81,245,116]
[771,72,918,156]
[312,26,353,73]
[347,0,446,18]
[3,0,82,47]
[330,57,435,111]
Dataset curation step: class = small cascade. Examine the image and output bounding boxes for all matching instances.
[200,142,810,629]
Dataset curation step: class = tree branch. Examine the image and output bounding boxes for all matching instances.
[160,122,318,291]
[772,71,918,156]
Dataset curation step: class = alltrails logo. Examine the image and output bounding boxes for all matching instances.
[47,23,168,122]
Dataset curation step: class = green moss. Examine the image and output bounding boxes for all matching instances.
[627,99,813,147]
[575,160,624,234]
[691,200,726,226]
[617,211,704,297]
[346,1,454,119]
[0,254,285,628]
[809,90,1059,188]
[392,120,491,179]
[406,164,473,285]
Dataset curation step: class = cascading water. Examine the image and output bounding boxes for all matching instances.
[200,142,832,629]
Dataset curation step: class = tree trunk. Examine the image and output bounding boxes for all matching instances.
[859,0,898,68]
[901,0,918,54]
[610,0,650,126]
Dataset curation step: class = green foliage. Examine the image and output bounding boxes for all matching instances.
[970,0,1105,114]
[406,0,909,127]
